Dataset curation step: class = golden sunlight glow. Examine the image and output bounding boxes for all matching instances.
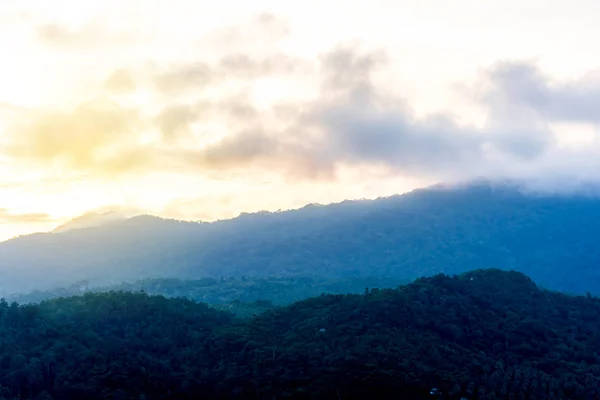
[2,0,600,241]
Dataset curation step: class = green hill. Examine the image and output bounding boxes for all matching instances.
[0,269,599,399]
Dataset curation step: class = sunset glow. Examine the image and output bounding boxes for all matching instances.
[3,0,600,240]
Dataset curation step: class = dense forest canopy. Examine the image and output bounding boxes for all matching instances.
[3,179,600,296]
[2,268,600,399]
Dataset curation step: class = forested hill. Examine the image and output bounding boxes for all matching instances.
[4,179,600,295]
[2,268,600,399]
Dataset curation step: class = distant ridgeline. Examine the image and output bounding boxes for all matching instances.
[4,179,600,295]
[11,276,408,317]
[0,269,599,399]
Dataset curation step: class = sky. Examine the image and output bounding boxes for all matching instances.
[2,0,600,241]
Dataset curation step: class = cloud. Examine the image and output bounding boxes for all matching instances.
[167,46,555,182]
[154,104,199,141]
[151,105,213,143]
[3,38,593,185]
[2,98,145,174]
[153,53,305,94]
[185,128,282,165]
[216,96,258,120]
[306,106,482,178]
[153,94,260,142]
[298,50,557,180]
[201,12,290,53]
[146,13,302,95]
[0,102,30,115]
[0,182,24,189]
[154,62,213,94]
[318,45,388,94]
[218,53,301,77]
[104,69,136,93]
[0,209,54,224]
[481,61,600,123]
[35,22,133,48]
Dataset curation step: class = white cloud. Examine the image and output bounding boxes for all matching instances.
[4,0,600,239]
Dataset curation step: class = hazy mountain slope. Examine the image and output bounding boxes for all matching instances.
[2,269,600,399]
[52,211,125,233]
[11,276,410,312]
[0,216,206,293]
[2,180,600,295]
[196,182,600,293]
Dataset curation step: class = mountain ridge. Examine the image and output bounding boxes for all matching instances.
[9,177,600,244]
[3,178,600,296]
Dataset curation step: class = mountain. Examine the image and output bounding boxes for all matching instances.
[52,210,125,233]
[3,179,600,295]
[2,269,600,399]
